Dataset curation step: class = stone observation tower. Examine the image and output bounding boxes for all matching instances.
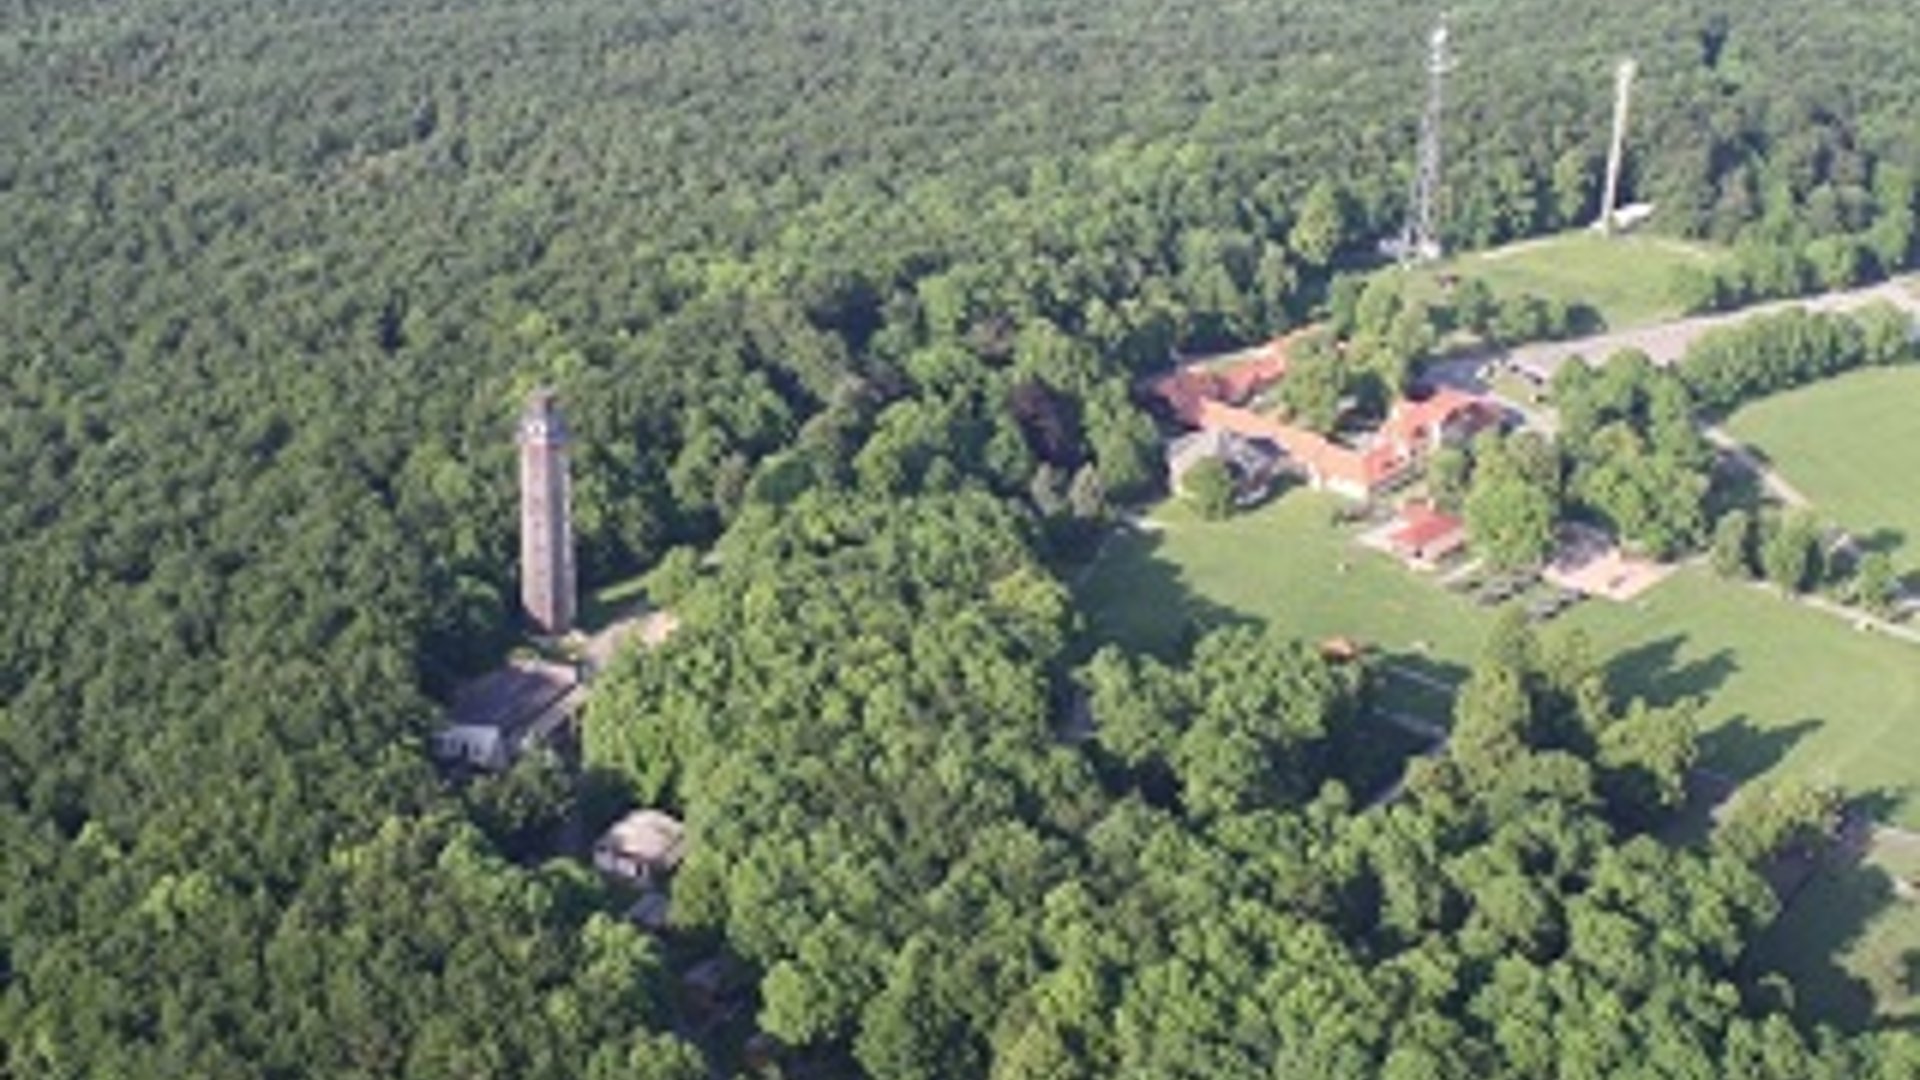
[518,389,576,635]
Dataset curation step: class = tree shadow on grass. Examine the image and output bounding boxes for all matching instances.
[1653,715,1821,850]
[1369,650,1470,725]
[1566,301,1606,337]
[1743,785,1920,1034]
[1705,462,1766,520]
[1069,524,1257,664]
[1696,716,1825,786]
[1857,527,1909,557]
[1746,855,1895,1033]
[1602,634,1739,711]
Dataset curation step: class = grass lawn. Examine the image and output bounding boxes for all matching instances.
[1385,229,1728,332]
[1079,493,1920,826]
[1726,366,1920,575]
[1080,495,1487,665]
[1568,573,1920,825]
[1744,831,1920,1032]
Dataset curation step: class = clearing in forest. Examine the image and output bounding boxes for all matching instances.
[1388,228,1729,331]
[1077,493,1920,826]
[1726,366,1920,575]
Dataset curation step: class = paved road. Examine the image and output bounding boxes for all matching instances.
[1425,277,1920,399]
[1504,277,1920,381]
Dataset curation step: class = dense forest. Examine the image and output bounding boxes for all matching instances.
[4,0,1920,1075]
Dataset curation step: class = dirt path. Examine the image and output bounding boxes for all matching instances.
[1702,425,1812,508]
[1796,592,1920,647]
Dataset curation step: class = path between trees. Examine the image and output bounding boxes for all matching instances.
[1795,590,1920,647]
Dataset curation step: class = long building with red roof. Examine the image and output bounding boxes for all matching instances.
[1148,334,1502,501]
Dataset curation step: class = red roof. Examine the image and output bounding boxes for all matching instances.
[1148,332,1497,495]
[1148,333,1301,423]
[1383,388,1499,449]
[1389,502,1465,551]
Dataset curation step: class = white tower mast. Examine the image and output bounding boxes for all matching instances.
[1597,58,1637,234]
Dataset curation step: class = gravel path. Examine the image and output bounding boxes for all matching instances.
[1702,425,1812,508]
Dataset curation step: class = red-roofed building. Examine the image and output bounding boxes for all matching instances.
[1148,335,1295,426]
[1387,501,1468,566]
[1146,334,1502,501]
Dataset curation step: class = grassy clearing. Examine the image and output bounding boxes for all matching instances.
[1569,572,1920,825]
[1081,495,1488,666]
[1727,366,1920,575]
[1745,832,1920,1031]
[1387,229,1728,331]
[1079,493,1920,825]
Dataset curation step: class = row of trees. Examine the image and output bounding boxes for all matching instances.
[1671,169,1920,314]
[1678,302,1917,412]
[1713,508,1909,616]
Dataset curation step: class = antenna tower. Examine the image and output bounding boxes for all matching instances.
[1395,16,1453,264]
[1596,58,1638,234]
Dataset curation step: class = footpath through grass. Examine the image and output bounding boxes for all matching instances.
[1387,229,1728,331]
[1727,366,1920,575]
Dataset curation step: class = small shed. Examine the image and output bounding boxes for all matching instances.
[593,809,687,887]
[432,658,579,771]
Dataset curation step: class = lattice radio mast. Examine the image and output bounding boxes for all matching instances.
[1395,16,1454,264]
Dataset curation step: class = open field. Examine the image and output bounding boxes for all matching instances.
[1727,366,1920,575]
[1388,229,1728,331]
[1569,573,1920,824]
[1082,496,1487,665]
[1744,830,1920,1032]
[1078,493,1920,825]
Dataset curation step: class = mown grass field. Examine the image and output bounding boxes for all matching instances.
[1727,366,1920,575]
[1078,493,1920,826]
[1387,229,1729,331]
[1078,495,1486,665]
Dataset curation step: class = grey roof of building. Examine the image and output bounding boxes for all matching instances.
[1167,428,1283,480]
[446,659,578,732]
